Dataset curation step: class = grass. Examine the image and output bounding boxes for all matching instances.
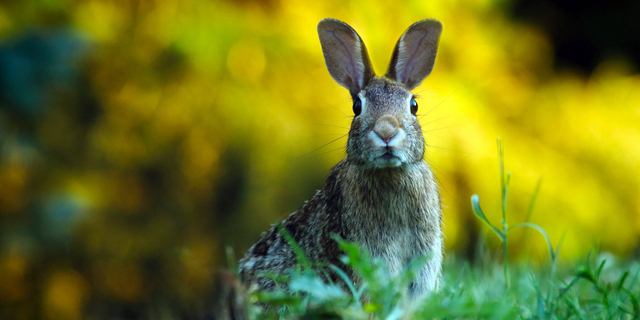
[239,140,640,319]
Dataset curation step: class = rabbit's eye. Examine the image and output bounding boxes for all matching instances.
[353,98,362,116]
[410,98,418,115]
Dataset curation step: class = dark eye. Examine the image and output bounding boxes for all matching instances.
[353,98,362,116]
[410,98,418,115]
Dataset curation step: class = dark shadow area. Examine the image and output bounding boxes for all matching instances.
[508,0,640,73]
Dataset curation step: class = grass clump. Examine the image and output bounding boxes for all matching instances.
[241,140,640,319]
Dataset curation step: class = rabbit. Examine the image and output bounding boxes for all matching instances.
[238,18,444,298]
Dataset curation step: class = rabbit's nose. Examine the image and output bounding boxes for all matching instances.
[373,115,400,143]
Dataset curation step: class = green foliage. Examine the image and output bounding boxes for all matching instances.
[246,142,640,319]
[249,243,640,319]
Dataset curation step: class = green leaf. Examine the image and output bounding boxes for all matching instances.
[289,272,345,301]
[471,194,505,241]
[509,222,556,261]
[364,302,381,312]
[576,265,596,283]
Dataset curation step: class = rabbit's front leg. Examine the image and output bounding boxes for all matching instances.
[408,244,442,297]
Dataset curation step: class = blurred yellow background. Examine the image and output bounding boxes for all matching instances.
[0,0,639,318]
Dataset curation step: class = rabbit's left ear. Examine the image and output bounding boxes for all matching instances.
[386,19,442,90]
[318,19,375,97]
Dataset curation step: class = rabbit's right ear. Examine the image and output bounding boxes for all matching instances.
[386,19,442,90]
[318,19,375,97]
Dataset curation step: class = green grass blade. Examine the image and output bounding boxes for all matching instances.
[225,246,237,272]
[277,223,312,271]
[497,138,510,225]
[537,286,546,319]
[621,287,640,318]
[329,264,362,306]
[502,172,511,224]
[617,271,629,290]
[525,177,543,224]
[596,259,606,279]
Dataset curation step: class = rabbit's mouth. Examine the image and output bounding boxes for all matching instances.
[372,151,404,168]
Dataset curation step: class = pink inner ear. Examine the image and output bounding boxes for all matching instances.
[399,30,430,84]
[331,29,361,87]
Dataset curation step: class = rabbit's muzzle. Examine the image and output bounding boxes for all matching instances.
[373,114,400,142]
[367,114,409,168]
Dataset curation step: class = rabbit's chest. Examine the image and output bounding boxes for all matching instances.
[354,208,426,271]
[367,229,417,275]
[339,162,441,275]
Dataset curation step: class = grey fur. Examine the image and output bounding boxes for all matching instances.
[238,18,444,298]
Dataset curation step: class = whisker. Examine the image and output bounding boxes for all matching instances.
[317,95,352,120]
[426,144,471,154]
[312,146,347,158]
[317,133,349,137]
[333,107,351,119]
[420,114,456,126]
[412,88,432,96]
[425,160,452,199]
[423,123,464,132]
[328,96,353,119]
[418,90,457,120]
[297,134,348,159]
[422,132,452,138]
[311,123,350,130]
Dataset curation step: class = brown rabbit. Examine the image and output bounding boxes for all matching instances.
[238,18,443,298]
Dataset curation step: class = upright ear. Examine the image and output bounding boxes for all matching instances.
[386,19,442,90]
[318,19,376,97]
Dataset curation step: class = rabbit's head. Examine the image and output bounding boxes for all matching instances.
[318,19,442,169]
